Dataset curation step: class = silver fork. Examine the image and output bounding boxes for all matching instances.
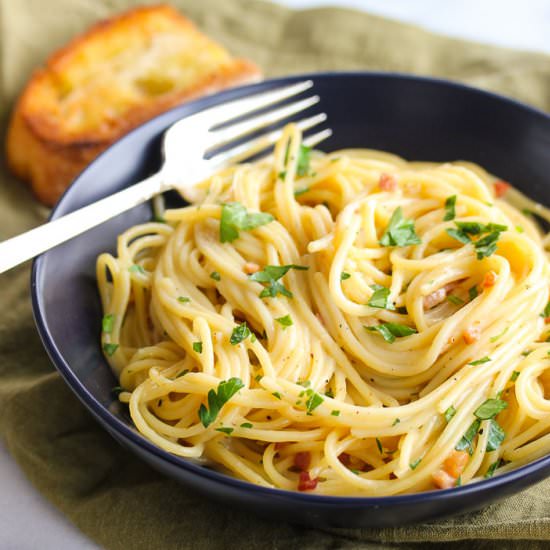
[0,80,331,274]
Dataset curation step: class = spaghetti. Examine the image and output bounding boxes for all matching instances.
[97,124,550,496]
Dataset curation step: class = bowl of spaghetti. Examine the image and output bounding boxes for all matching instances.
[32,72,550,527]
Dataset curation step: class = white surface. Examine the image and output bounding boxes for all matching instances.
[2,1,550,548]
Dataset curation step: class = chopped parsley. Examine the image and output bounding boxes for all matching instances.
[249,264,308,299]
[215,427,234,436]
[240,422,253,428]
[305,389,324,414]
[455,419,481,454]
[296,144,311,176]
[379,207,421,247]
[486,419,505,451]
[193,341,203,354]
[510,371,520,382]
[198,377,244,427]
[375,438,383,454]
[210,271,221,281]
[469,286,479,300]
[175,369,189,378]
[474,231,501,259]
[294,186,310,197]
[111,386,124,396]
[474,398,508,420]
[331,410,341,416]
[103,343,119,356]
[443,195,457,221]
[446,222,507,259]
[484,460,501,478]
[468,356,491,366]
[102,314,115,334]
[129,264,146,275]
[178,296,191,304]
[365,322,417,343]
[392,418,401,426]
[275,315,293,328]
[219,202,274,243]
[410,458,422,470]
[341,272,351,281]
[490,326,509,343]
[230,322,252,345]
[278,171,287,180]
[368,284,396,310]
[446,294,464,305]
[444,406,457,423]
[272,391,282,400]
[541,301,550,318]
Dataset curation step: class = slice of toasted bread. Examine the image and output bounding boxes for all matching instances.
[6,4,261,205]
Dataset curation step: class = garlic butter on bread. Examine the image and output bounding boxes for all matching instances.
[6,4,261,205]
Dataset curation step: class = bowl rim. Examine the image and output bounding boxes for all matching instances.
[31,70,550,505]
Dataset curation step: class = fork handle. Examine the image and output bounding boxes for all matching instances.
[0,172,167,274]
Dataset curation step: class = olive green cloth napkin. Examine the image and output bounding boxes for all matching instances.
[1,1,550,548]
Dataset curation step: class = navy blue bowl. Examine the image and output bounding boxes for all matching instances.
[32,72,550,527]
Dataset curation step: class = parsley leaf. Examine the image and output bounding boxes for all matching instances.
[215,427,234,435]
[392,418,401,426]
[410,458,422,470]
[469,286,479,300]
[474,398,508,420]
[220,202,274,243]
[178,296,191,304]
[455,419,481,454]
[455,221,485,235]
[379,207,421,247]
[305,389,324,414]
[474,231,501,259]
[331,410,340,416]
[446,294,464,305]
[365,322,417,343]
[249,264,308,299]
[444,406,457,423]
[198,378,244,427]
[541,301,550,318]
[444,195,457,221]
[102,314,115,333]
[294,186,310,196]
[341,272,351,281]
[210,271,221,281]
[446,227,471,244]
[103,343,119,356]
[446,222,506,259]
[468,356,491,366]
[275,315,293,328]
[229,321,252,346]
[510,371,520,382]
[230,322,252,345]
[490,326,509,343]
[240,422,253,428]
[486,419,505,451]
[484,459,501,478]
[368,284,396,310]
[193,341,203,354]
[375,438,383,454]
[296,145,311,176]
[129,264,146,275]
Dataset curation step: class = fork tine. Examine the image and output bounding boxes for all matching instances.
[200,80,314,127]
[208,113,328,168]
[208,95,320,149]
[302,128,333,148]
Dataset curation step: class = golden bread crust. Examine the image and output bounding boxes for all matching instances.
[6,4,261,205]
